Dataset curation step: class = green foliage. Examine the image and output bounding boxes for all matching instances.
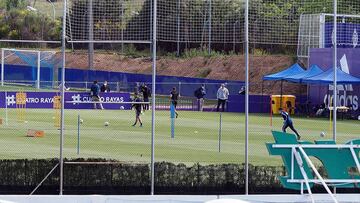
[0,1,5,9]
[123,44,150,58]
[0,158,332,194]
[2,0,360,55]
[197,67,212,78]
[253,48,269,56]
[5,0,27,11]
[182,48,226,58]
[0,8,61,41]
[0,158,286,193]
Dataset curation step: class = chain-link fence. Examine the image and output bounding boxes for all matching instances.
[1,0,358,54]
[0,80,358,194]
[0,0,360,197]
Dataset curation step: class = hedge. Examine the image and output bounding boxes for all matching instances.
[0,158,328,194]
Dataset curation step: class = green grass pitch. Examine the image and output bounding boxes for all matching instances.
[0,108,359,166]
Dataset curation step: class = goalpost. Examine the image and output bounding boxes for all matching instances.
[1,48,58,89]
[297,13,360,61]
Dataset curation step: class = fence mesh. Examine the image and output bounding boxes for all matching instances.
[0,0,360,196]
[66,0,151,42]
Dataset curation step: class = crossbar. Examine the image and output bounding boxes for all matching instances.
[288,179,360,183]
[67,40,152,44]
[0,40,61,43]
[321,13,360,18]
[272,144,360,148]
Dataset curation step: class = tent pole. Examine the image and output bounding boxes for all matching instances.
[280,80,283,110]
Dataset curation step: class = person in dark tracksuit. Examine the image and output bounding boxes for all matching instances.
[195,84,206,111]
[170,87,179,118]
[141,84,151,111]
[131,93,143,127]
[90,80,104,110]
[100,80,110,92]
[279,108,301,140]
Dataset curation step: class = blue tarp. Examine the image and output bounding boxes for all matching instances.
[302,68,360,84]
[263,63,305,81]
[283,64,323,83]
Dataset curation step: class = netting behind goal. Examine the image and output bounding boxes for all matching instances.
[66,0,152,43]
[158,0,244,44]
[297,14,360,60]
[1,49,60,89]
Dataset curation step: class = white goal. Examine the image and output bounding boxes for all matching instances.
[1,48,59,89]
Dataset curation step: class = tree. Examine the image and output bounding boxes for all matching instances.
[0,8,61,41]
[5,0,27,11]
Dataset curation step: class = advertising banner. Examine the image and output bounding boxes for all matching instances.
[309,48,360,116]
[0,92,131,110]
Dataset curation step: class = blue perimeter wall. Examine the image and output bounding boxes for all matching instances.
[3,64,244,99]
[4,64,310,114]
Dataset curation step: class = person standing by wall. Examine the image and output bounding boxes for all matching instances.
[216,83,229,112]
[170,87,179,118]
[141,84,151,111]
[195,84,206,111]
[100,80,110,92]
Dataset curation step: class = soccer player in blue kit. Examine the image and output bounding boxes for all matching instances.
[279,108,301,140]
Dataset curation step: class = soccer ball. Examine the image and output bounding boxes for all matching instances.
[104,121,110,126]
[79,119,83,124]
[24,121,28,124]
[320,132,326,137]
[120,106,124,110]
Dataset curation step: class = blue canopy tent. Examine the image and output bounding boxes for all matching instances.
[263,63,305,81]
[263,64,305,108]
[302,68,360,84]
[283,64,323,83]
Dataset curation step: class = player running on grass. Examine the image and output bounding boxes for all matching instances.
[279,108,301,140]
[131,92,143,127]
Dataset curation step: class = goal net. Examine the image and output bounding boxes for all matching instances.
[297,13,360,60]
[1,48,60,89]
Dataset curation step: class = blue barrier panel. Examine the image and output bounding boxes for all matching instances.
[3,64,53,83]
[2,63,243,99]
[4,65,33,81]
[59,67,244,99]
[228,95,308,113]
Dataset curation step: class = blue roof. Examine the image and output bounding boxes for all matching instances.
[283,64,324,83]
[263,64,305,81]
[302,68,360,84]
